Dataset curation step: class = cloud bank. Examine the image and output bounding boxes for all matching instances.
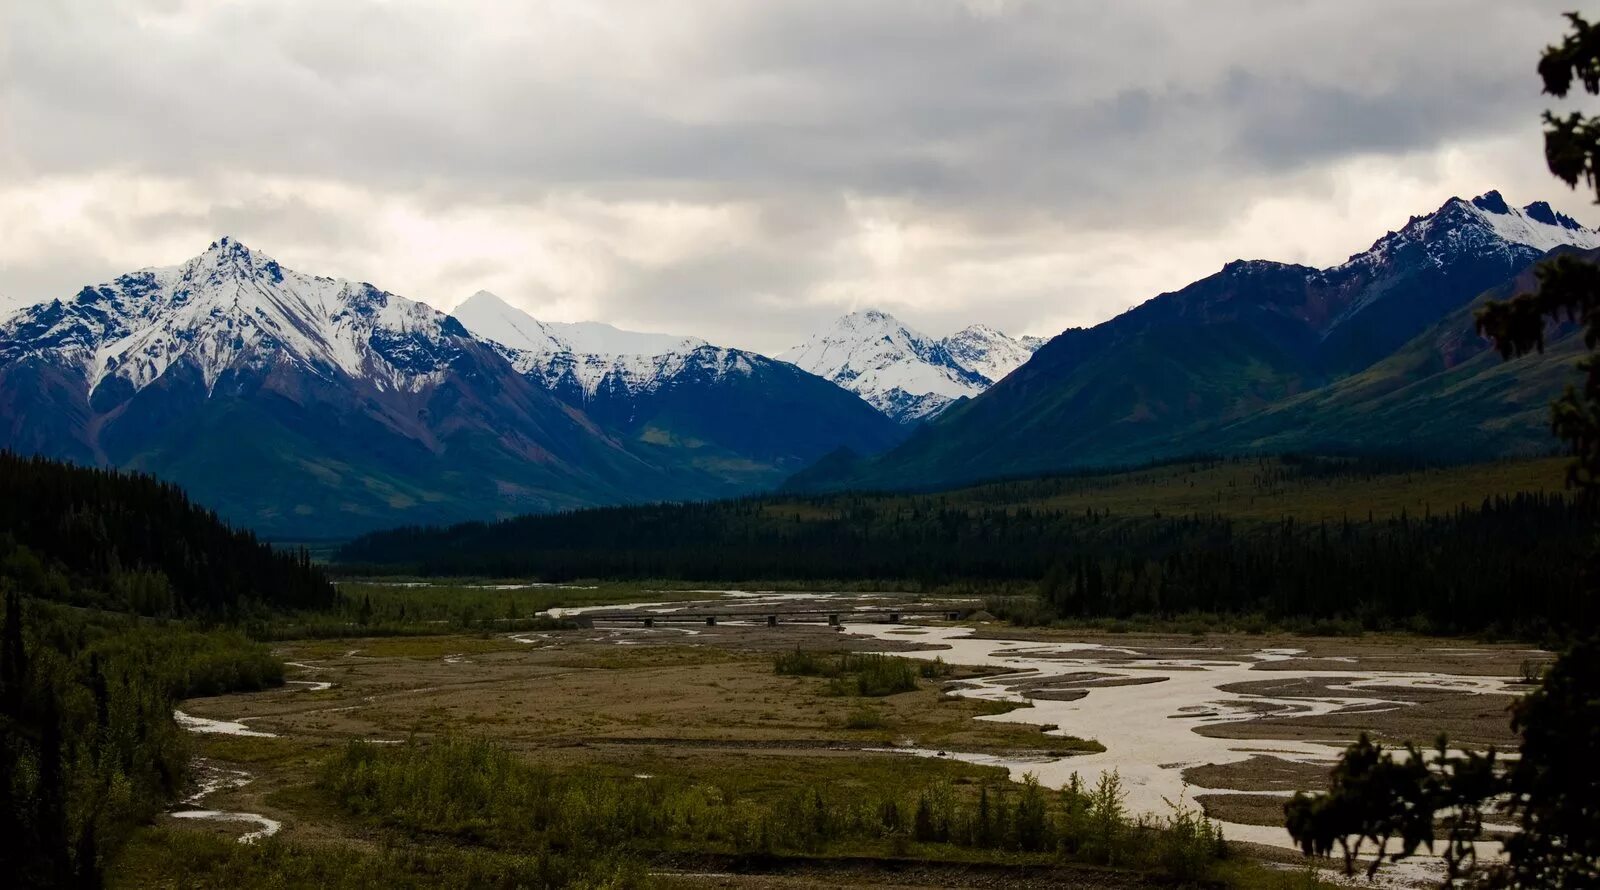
[1,0,1592,351]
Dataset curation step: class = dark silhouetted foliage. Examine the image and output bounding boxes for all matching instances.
[0,450,335,616]
[1289,16,1600,884]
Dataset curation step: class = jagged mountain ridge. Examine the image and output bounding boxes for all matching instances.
[0,237,712,535]
[3,237,471,401]
[787,191,1600,492]
[451,290,905,484]
[777,309,1046,422]
[0,245,904,534]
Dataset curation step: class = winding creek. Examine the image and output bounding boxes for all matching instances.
[167,661,334,842]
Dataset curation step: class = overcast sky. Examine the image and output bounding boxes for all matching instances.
[2,1,1596,353]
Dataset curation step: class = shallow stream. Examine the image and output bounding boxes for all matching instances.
[841,622,1524,886]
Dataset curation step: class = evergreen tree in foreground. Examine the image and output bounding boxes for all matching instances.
[1286,13,1600,887]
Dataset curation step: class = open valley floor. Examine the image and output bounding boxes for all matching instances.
[116,587,1543,889]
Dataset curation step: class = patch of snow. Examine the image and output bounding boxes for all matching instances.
[1472,192,1600,252]
[777,309,1047,422]
[452,290,763,399]
[0,237,468,398]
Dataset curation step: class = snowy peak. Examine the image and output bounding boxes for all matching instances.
[1348,190,1600,271]
[0,292,26,323]
[0,238,471,397]
[1455,190,1600,252]
[778,309,1046,422]
[942,324,1043,386]
[453,290,563,354]
[454,291,705,359]
[554,321,705,357]
[451,291,736,400]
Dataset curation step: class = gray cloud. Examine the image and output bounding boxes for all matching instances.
[0,0,1594,351]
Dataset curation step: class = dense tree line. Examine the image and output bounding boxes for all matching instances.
[0,451,335,615]
[0,454,325,886]
[340,481,1587,638]
[0,594,284,887]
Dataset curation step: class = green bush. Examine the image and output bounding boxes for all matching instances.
[319,738,1230,874]
[844,705,890,730]
[774,650,932,696]
[1,596,290,886]
[1154,798,1226,881]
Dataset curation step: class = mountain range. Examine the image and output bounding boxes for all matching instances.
[0,189,1593,536]
[0,238,898,535]
[788,191,1599,492]
[450,289,905,482]
[778,310,1045,422]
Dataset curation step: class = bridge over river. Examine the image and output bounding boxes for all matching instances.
[575,604,978,628]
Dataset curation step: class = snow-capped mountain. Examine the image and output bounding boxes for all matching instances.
[943,324,1048,385]
[454,290,717,402]
[0,241,909,535]
[777,309,1046,422]
[1332,191,1600,289]
[789,190,1600,492]
[1313,190,1600,373]
[453,290,903,474]
[0,238,771,535]
[1,237,473,400]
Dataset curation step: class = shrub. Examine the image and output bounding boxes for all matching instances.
[844,705,890,730]
[775,650,923,696]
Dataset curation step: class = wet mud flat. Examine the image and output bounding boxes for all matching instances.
[832,620,1534,886]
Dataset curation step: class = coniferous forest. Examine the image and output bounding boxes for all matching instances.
[0,451,336,616]
[0,451,335,885]
[339,458,1586,638]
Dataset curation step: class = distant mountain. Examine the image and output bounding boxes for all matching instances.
[453,290,708,401]
[0,238,748,535]
[790,192,1599,491]
[777,309,1046,422]
[453,290,904,488]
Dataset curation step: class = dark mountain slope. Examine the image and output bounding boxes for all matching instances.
[0,240,720,535]
[452,292,906,493]
[1194,247,1599,461]
[792,193,1595,492]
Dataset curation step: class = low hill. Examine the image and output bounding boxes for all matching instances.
[0,450,336,614]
